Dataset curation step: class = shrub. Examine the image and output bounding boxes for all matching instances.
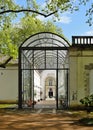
[80,94,93,114]
[80,94,93,107]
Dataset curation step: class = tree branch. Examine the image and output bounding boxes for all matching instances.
[0,56,13,68]
[44,10,58,17]
[0,9,57,17]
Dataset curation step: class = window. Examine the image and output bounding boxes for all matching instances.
[49,79,53,86]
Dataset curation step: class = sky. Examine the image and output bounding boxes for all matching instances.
[14,0,93,42]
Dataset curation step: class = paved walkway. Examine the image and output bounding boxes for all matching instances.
[0,109,93,130]
[34,99,56,109]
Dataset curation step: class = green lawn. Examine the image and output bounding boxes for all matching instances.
[0,104,14,108]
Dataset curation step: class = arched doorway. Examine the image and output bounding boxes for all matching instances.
[45,76,56,99]
[18,32,70,109]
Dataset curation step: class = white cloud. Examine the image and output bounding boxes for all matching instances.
[84,30,93,36]
[36,15,51,21]
[56,15,71,24]
[36,15,44,21]
[36,14,71,24]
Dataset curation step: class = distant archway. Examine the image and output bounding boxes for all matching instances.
[45,76,56,99]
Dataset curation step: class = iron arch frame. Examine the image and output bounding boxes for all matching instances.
[18,32,70,109]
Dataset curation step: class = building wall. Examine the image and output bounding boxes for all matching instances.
[40,70,56,99]
[0,66,18,103]
[1,48,93,108]
[0,67,41,102]
[34,70,41,101]
[69,47,93,107]
[89,70,93,95]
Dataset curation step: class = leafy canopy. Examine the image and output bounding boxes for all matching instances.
[0,0,93,26]
[0,15,64,58]
[0,0,92,58]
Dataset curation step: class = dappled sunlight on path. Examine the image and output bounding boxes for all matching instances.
[0,110,93,130]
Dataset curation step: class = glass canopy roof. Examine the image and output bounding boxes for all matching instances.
[20,32,70,70]
[21,32,70,47]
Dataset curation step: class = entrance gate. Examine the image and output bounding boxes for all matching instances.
[18,32,70,109]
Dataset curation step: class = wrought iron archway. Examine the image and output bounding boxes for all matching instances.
[18,32,70,109]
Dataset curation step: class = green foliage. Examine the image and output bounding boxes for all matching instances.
[0,14,64,58]
[26,0,39,10]
[80,94,93,107]
[45,0,73,12]
[0,0,92,27]
[0,23,18,58]
[13,15,64,46]
[1,0,92,59]
[43,0,92,25]
[79,118,93,126]
[86,4,93,26]
[0,0,65,58]
[0,0,20,27]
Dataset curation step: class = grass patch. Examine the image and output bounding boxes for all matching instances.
[0,104,14,108]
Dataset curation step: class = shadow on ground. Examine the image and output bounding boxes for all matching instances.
[0,109,93,130]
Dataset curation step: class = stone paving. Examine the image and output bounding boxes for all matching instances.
[0,100,93,130]
[0,109,93,130]
[34,99,56,109]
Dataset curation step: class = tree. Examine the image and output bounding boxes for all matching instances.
[0,0,20,28]
[11,15,64,46]
[0,0,62,58]
[0,24,18,58]
[0,0,92,58]
[0,15,64,58]
[0,0,92,26]
[41,0,93,26]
